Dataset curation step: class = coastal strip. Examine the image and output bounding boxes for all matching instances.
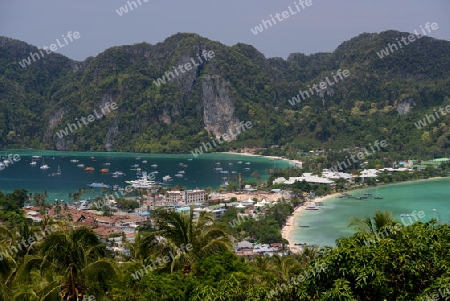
[282,193,339,253]
[284,177,448,252]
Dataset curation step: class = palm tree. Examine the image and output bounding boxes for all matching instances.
[16,227,116,300]
[269,255,302,283]
[348,210,396,236]
[139,209,232,274]
[0,226,18,299]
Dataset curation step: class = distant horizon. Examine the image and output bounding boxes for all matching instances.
[1,0,448,61]
[2,29,448,62]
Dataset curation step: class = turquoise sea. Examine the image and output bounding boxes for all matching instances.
[0,150,289,202]
[291,178,450,247]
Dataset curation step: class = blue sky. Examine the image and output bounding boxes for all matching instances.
[0,0,448,61]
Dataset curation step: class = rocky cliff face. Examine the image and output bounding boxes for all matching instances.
[201,74,240,140]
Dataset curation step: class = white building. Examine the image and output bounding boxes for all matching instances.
[359,169,379,179]
[322,169,352,181]
[185,188,206,203]
[166,189,206,204]
[274,174,334,186]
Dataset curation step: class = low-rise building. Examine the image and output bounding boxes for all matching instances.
[166,188,206,204]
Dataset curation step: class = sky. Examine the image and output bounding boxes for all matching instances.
[0,0,449,61]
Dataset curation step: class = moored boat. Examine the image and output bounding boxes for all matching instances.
[40,158,50,170]
[305,206,319,210]
[88,182,110,188]
[111,171,126,177]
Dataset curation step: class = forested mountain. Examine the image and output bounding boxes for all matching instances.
[0,31,449,157]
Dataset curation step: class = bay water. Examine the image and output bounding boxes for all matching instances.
[0,150,289,202]
[291,178,450,247]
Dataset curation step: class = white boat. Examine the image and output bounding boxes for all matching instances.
[237,161,242,164]
[30,161,37,166]
[151,164,158,168]
[32,155,41,159]
[88,182,110,188]
[142,160,147,164]
[125,172,159,188]
[103,162,111,166]
[305,206,319,210]
[163,175,172,181]
[40,158,50,170]
[70,159,79,163]
[245,162,250,165]
[175,174,183,178]
[77,164,85,168]
[111,171,126,177]
[177,170,185,174]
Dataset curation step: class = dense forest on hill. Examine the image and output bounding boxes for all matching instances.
[0,31,450,158]
[1,190,450,300]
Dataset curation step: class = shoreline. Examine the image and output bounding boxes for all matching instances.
[283,176,448,253]
[220,151,302,167]
[282,192,340,253]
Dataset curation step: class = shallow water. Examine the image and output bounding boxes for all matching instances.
[290,178,450,247]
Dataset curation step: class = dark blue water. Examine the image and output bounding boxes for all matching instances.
[0,150,289,202]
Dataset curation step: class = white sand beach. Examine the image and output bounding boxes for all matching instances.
[220,151,303,168]
[282,193,339,253]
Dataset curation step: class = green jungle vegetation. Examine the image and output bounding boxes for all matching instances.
[0,31,450,160]
[1,190,450,300]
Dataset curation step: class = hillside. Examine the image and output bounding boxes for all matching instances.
[0,31,449,158]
